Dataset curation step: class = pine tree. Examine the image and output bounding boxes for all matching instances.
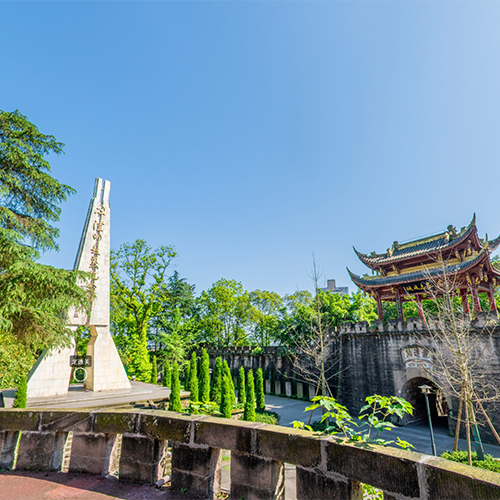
[150,355,158,384]
[210,356,223,402]
[256,368,265,412]
[237,366,246,404]
[168,363,182,412]
[162,360,171,387]
[13,374,27,409]
[223,360,236,404]
[219,374,232,419]
[199,349,210,403]
[243,370,256,422]
[189,352,199,402]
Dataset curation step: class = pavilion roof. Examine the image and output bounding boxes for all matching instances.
[347,248,498,289]
[353,214,499,267]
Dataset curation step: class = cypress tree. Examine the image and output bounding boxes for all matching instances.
[210,356,222,402]
[189,352,199,402]
[199,349,210,403]
[219,374,232,419]
[184,360,191,391]
[223,360,236,404]
[13,374,27,409]
[256,368,265,412]
[168,363,182,412]
[162,360,171,387]
[243,370,256,422]
[237,366,246,404]
[150,355,158,384]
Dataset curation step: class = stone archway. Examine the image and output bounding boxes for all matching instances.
[401,377,449,427]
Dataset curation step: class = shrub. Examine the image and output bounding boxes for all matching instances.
[210,357,222,403]
[441,450,500,473]
[219,374,232,419]
[13,374,27,409]
[243,370,256,422]
[256,368,265,412]
[223,360,236,404]
[254,410,279,425]
[199,349,210,403]
[189,352,198,402]
[162,361,171,387]
[184,360,191,391]
[168,363,182,412]
[237,366,245,404]
[150,355,158,384]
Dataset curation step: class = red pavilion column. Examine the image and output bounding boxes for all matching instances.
[460,289,471,315]
[488,283,498,315]
[375,292,383,321]
[468,276,482,316]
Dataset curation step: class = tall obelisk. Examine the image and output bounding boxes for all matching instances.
[27,179,130,399]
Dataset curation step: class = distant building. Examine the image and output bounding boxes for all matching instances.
[320,279,349,296]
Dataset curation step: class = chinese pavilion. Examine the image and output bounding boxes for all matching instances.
[348,215,500,321]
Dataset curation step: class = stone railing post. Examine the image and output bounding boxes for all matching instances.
[296,467,363,500]
[231,451,285,500]
[68,432,119,475]
[119,434,168,483]
[170,442,222,499]
[16,431,69,471]
[0,431,20,469]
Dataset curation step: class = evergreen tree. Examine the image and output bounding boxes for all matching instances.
[256,368,265,412]
[199,349,210,403]
[150,355,158,384]
[168,363,182,412]
[237,366,246,404]
[223,360,236,404]
[219,374,232,419]
[184,360,191,391]
[13,374,27,409]
[210,356,222,402]
[243,370,256,422]
[162,360,171,387]
[189,352,199,402]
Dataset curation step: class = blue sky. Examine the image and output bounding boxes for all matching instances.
[3,2,500,296]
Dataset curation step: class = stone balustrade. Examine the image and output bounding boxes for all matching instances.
[1,409,499,499]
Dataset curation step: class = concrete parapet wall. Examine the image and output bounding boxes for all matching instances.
[0,409,499,499]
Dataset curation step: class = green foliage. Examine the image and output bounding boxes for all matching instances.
[199,349,210,403]
[293,395,414,450]
[223,360,236,404]
[243,370,256,422]
[162,360,171,387]
[187,400,220,416]
[237,366,245,404]
[150,355,158,384]
[219,374,232,419]
[184,361,191,391]
[254,410,279,425]
[168,363,182,412]
[13,374,27,408]
[441,450,500,473]
[210,357,222,402]
[0,332,35,389]
[362,484,383,500]
[110,239,176,379]
[198,279,253,346]
[188,352,198,402]
[0,111,90,358]
[255,368,265,412]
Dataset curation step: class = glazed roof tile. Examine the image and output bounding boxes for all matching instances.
[354,215,478,266]
[348,250,494,288]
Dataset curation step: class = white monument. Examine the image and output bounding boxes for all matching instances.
[27,178,130,398]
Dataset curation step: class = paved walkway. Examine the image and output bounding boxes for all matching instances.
[0,472,191,500]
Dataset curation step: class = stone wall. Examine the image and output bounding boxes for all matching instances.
[0,408,499,499]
